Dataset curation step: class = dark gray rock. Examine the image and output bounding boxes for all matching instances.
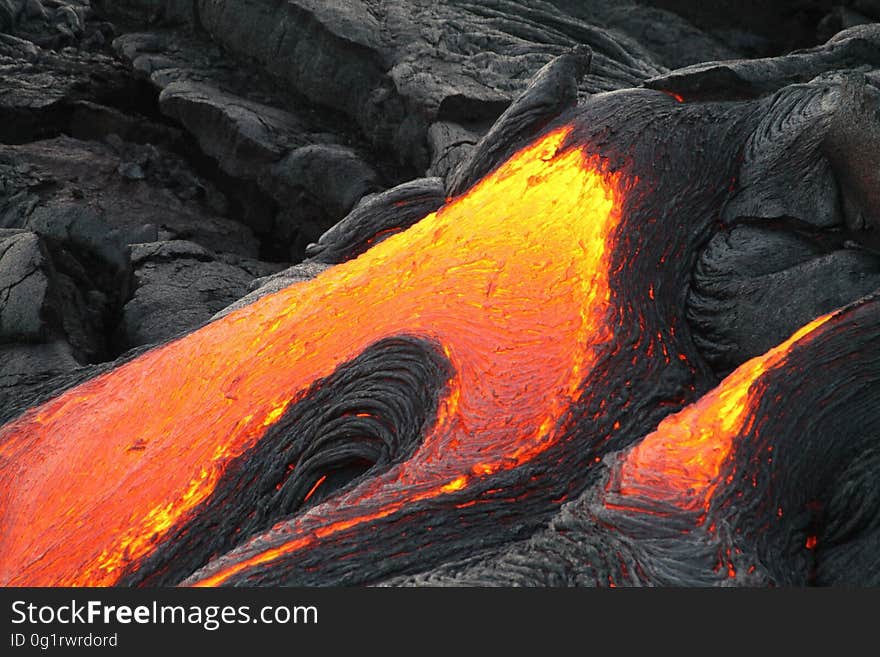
[0,137,260,258]
[156,76,384,252]
[114,29,387,252]
[270,144,381,221]
[0,32,40,61]
[305,177,445,265]
[817,7,874,45]
[0,229,50,342]
[645,23,880,100]
[425,121,480,180]
[0,46,130,124]
[596,3,738,68]
[688,225,880,372]
[267,144,382,258]
[0,0,15,34]
[118,240,283,348]
[0,228,120,363]
[188,0,666,170]
[24,0,48,21]
[721,73,880,246]
[117,161,146,180]
[54,4,85,37]
[822,77,880,243]
[722,83,844,230]
[686,68,880,372]
[157,80,312,180]
[129,239,211,265]
[25,204,130,274]
[6,0,111,50]
[0,340,79,413]
[67,100,185,147]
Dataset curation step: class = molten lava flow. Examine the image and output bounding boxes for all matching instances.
[608,313,835,515]
[0,126,625,586]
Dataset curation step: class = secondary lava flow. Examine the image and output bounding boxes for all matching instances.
[605,311,835,516]
[0,125,626,586]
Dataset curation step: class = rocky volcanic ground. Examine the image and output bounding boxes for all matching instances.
[3,1,880,588]
[1,0,879,408]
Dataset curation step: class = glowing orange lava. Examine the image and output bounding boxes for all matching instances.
[0,126,625,586]
[610,313,835,514]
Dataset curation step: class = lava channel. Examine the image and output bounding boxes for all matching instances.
[0,126,628,586]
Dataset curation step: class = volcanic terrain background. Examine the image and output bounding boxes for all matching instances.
[1,0,880,586]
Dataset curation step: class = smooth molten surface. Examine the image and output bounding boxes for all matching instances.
[0,126,625,586]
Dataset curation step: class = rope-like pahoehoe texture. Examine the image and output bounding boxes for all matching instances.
[394,294,880,586]
[182,75,880,586]
[3,32,880,587]
[304,178,447,265]
[179,92,766,587]
[644,24,880,101]
[118,336,453,586]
